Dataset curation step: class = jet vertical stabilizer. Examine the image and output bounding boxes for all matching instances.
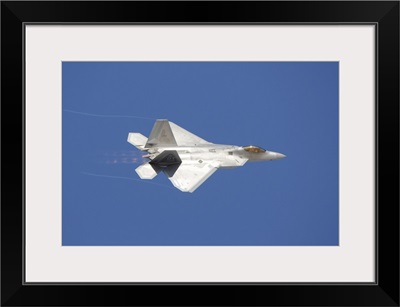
[145,119,177,147]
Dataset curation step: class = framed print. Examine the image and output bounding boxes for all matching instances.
[2,1,399,306]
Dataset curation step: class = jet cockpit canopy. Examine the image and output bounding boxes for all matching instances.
[242,145,266,153]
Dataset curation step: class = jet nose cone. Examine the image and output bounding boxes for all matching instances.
[275,152,286,160]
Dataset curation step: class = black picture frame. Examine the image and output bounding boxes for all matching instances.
[2,1,399,306]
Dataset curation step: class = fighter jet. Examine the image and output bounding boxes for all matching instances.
[128,120,285,193]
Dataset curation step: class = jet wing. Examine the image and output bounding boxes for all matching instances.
[167,161,219,193]
[169,121,212,146]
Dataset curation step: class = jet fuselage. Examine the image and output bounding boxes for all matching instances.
[146,144,285,169]
[128,119,285,192]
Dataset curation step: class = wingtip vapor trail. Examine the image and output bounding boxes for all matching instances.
[63,109,155,120]
[80,171,174,190]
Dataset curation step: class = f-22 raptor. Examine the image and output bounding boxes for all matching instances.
[128,120,285,193]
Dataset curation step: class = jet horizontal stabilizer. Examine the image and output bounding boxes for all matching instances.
[127,133,148,151]
[135,163,160,179]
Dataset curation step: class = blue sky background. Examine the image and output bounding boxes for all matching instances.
[62,62,338,246]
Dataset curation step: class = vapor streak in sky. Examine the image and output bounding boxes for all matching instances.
[80,171,174,190]
[63,109,155,120]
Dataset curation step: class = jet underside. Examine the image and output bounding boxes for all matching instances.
[128,120,285,193]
